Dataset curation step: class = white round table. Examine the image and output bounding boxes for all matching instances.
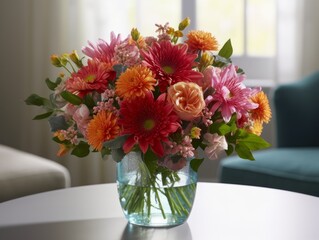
[0,182,318,240]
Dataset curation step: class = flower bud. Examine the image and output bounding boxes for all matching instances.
[131,28,140,41]
[50,54,62,67]
[199,52,214,71]
[178,17,190,31]
[69,50,83,68]
[60,53,69,66]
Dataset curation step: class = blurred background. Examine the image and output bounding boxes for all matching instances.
[1,0,318,186]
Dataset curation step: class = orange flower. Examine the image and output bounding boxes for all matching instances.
[248,120,263,136]
[86,111,121,151]
[167,82,205,121]
[250,91,272,123]
[115,65,156,101]
[186,30,218,52]
[54,131,70,157]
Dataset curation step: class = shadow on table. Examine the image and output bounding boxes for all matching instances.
[0,217,192,240]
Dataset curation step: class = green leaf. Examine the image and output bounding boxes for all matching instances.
[101,147,111,159]
[52,136,69,144]
[33,111,53,120]
[209,122,232,135]
[236,68,245,74]
[218,39,233,59]
[190,158,204,172]
[212,55,231,68]
[191,138,203,149]
[55,77,62,85]
[143,148,158,175]
[103,135,129,149]
[111,148,126,162]
[71,141,90,157]
[225,144,234,156]
[237,131,271,151]
[45,78,58,91]
[60,91,82,105]
[25,94,50,106]
[83,94,95,109]
[235,143,255,160]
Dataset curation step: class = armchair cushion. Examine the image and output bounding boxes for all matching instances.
[219,148,319,196]
[0,145,71,202]
[275,72,319,147]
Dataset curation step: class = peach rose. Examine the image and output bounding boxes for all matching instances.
[167,82,205,121]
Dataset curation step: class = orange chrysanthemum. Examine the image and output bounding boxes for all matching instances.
[250,91,272,123]
[186,30,218,52]
[248,120,263,136]
[115,65,156,101]
[86,111,121,151]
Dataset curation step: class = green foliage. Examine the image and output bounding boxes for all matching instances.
[45,78,58,91]
[25,94,50,107]
[190,158,204,172]
[218,39,233,59]
[71,141,90,157]
[225,129,270,160]
[83,94,95,109]
[209,115,237,135]
[111,148,126,162]
[33,111,53,120]
[48,115,68,132]
[143,148,158,176]
[60,91,82,105]
[52,136,69,145]
[113,64,127,78]
[212,39,233,68]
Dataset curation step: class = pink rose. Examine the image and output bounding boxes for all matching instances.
[167,82,205,121]
[73,104,91,137]
[203,133,228,160]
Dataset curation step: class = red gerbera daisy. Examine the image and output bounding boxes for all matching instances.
[119,93,180,157]
[66,59,116,97]
[141,40,203,92]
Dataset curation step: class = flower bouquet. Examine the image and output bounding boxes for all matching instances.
[25,17,271,227]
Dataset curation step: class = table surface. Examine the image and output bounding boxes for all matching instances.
[0,182,318,240]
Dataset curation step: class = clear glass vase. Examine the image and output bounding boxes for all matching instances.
[116,151,198,227]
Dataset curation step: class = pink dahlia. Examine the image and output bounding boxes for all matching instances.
[66,59,116,97]
[82,32,121,64]
[119,93,180,157]
[141,40,203,92]
[206,64,259,123]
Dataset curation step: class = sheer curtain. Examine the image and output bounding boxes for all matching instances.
[276,0,319,84]
[0,0,132,186]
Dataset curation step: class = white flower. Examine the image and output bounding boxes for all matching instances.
[203,133,228,160]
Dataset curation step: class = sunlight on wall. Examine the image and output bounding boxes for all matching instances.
[197,0,276,56]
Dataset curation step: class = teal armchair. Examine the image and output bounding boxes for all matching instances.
[219,72,319,197]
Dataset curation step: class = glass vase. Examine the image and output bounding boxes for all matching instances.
[116,151,198,227]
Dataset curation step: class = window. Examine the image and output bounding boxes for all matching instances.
[136,0,276,82]
[84,0,276,83]
[194,0,276,83]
